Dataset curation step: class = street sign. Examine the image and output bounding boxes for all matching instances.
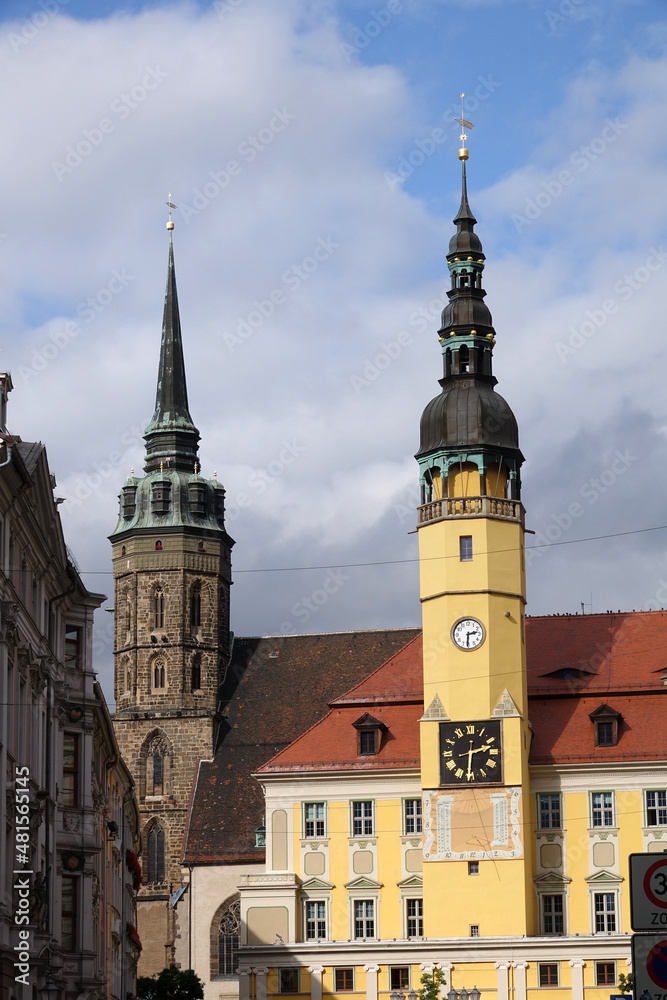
[631,934,667,999]
[630,853,667,931]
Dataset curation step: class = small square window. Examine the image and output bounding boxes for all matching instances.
[468,861,479,875]
[279,969,299,994]
[470,924,479,937]
[390,968,409,990]
[539,964,559,987]
[335,969,354,992]
[596,962,616,986]
[460,536,473,561]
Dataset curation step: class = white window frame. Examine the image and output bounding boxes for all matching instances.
[537,793,562,830]
[540,892,565,935]
[405,897,423,939]
[590,791,615,829]
[352,898,375,940]
[304,899,327,941]
[404,798,422,835]
[646,789,667,827]
[351,800,374,837]
[303,802,326,839]
[593,891,617,933]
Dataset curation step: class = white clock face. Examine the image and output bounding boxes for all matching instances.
[452,617,485,650]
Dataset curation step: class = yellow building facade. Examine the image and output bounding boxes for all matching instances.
[227,150,667,1000]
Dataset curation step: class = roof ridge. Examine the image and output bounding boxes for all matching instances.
[234,626,421,641]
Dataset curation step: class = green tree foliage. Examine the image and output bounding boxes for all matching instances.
[617,973,633,995]
[418,967,447,1000]
[137,965,204,1000]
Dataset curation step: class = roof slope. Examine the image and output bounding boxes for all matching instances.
[181,628,420,863]
[258,634,423,774]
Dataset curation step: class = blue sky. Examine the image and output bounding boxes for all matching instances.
[1,0,666,703]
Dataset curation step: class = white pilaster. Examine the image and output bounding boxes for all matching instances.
[239,969,252,1000]
[513,961,528,1000]
[495,962,510,1000]
[255,966,269,1000]
[365,964,380,1000]
[570,959,586,1000]
[309,965,325,1000]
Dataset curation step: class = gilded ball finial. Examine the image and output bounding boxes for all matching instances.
[166,193,177,231]
[455,92,474,161]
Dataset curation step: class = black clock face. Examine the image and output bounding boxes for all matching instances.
[439,720,502,785]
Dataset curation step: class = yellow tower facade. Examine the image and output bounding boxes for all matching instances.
[416,150,535,938]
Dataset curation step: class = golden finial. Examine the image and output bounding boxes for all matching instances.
[166,193,177,231]
[131,466,134,477]
[160,461,164,473]
[213,470,217,480]
[455,92,474,161]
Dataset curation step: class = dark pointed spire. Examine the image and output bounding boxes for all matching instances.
[449,160,483,256]
[144,233,200,473]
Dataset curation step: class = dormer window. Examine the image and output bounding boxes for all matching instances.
[353,713,387,757]
[589,704,622,747]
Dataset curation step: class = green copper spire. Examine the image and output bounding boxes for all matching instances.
[144,233,200,473]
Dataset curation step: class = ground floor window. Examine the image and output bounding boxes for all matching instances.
[390,968,409,990]
[596,962,616,986]
[279,969,299,994]
[335,969,354,992]
[217,900,240,976]
[539,964,559,987]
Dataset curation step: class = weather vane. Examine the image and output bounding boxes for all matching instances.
[166,193,177,231]
[455,92,474,161]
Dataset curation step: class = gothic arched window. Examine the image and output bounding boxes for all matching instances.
[147,825,165,883]
[153,752,163,792]
[153,658,165,689]
[191,654,201,692]
[217,900,240,976]
[190,582,202,628]
[153,588,164,630]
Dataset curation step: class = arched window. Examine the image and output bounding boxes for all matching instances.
[124,594,131,634]
[147,825,165,883]
[153,752,163,792]
[459,344,470,373]
[191,654,201,692]
[217,900,240,976]
[153,658,165,689]
[153,588,164,630]
[190,582,202,628]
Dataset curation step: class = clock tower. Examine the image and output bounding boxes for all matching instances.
[416,137,535,937]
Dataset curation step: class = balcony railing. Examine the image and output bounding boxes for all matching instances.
[417,495,524,525]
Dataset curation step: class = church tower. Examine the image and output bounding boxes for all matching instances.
[111,220,234,972]
[416,133,535,936]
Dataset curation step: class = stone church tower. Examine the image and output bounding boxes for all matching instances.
[111,225,233,973]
